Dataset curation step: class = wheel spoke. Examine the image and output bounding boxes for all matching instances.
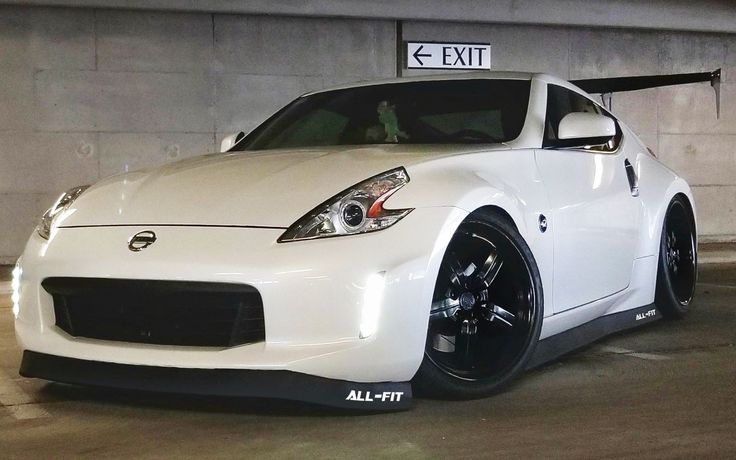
[461,337,474,369]
[446,252,468,291]
[483,303,515,327]
[430,297,460,318]
[476,249,503,289]
[463,262,477,278]
[456,324,477,369]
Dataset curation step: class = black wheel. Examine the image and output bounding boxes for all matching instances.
[655,195,697,318]
[413,210,543,399]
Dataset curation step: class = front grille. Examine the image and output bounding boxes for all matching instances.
[42,278,265,348]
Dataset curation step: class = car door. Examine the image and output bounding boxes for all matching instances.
[534,84,641,313]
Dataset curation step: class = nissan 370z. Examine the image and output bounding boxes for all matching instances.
[13,70,715,410]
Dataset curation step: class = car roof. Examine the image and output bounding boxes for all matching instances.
[304,71,579,96]
[306,71,528,94]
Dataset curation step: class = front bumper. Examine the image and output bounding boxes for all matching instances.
[15,207,466,385]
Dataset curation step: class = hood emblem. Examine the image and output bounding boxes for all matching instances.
[128,230,157,252]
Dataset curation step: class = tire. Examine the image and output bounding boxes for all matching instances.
[413,209,544,399]
[655,195,697,319]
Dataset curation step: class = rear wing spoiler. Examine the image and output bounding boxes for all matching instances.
[572,68,721,118]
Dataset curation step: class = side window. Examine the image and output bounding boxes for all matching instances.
[543,84,621,152]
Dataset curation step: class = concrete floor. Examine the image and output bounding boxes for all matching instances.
[0,266,734,459]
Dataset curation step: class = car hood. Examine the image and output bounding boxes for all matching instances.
[59,144,500,228]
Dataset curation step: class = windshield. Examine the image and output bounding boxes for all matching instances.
[241,79,531,150]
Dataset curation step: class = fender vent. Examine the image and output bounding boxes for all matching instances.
[624,159,639,197]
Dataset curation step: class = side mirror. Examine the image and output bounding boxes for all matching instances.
[557,113,615,148]
[220,132,246,153]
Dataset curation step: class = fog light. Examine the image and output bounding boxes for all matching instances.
[11,263,21,318]
[360,272,385,339]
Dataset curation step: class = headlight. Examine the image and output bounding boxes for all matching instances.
[278,168,412,242]
[37,185,89,239]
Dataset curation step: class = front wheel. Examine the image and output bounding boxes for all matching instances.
[655,195,697,319]
[413,210,543,399]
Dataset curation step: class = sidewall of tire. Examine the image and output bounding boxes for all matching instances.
[655,195,697,319]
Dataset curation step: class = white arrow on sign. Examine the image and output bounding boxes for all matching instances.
[406,42,491,70]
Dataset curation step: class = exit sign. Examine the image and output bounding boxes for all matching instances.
[406,42,491,70]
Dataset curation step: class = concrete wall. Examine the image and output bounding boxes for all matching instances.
[0,6,395,263]
[0,5,735,262]
[6,0,736,34]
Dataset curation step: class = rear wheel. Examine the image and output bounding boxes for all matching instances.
[655,195,697,318]
[413,210,543,399]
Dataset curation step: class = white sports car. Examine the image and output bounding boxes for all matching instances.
[13,69,717,410]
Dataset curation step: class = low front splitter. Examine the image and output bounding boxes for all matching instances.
[19,351,412,411]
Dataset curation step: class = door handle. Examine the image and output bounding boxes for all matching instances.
[624,159,639,197]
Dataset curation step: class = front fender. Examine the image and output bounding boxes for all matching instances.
[388,150,555,316]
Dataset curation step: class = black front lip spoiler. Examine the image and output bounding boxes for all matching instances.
[19,351,412,411]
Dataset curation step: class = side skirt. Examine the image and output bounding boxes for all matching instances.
[526,303,660,369]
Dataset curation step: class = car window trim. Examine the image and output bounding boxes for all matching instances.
[542,84,624,153]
